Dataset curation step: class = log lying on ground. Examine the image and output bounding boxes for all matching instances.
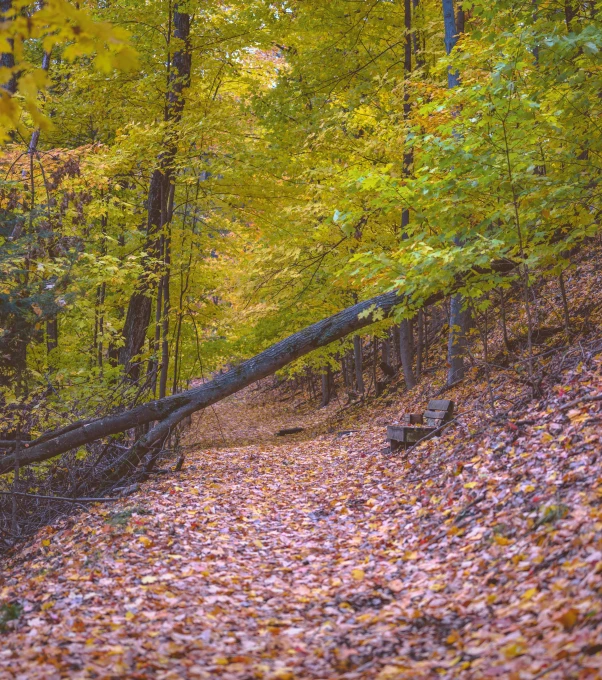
[0,257,517,477]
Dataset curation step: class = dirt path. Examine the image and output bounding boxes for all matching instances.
[1,369,602,679]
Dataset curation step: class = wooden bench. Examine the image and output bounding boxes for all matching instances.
[387,399,455,451]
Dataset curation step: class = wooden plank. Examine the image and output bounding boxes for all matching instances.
[387,425,408,441]
[427,399,454,413]
[402,413,423,425]
[404,426,437,443]
[423,410,448,420]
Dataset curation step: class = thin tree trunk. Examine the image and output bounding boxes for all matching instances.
[372,336,378,395]
[382,337,391,368]
[392,325,402,367]
[321,366,331,407]
[499,289,510,349]
[442,0,465,385]
[564,0,576,30]
[399,319,416,389]
[46,318,58,355]
[412,0,425,69]
[353,335,365,395]
[159,230,172,399]
[416,310,423,379]
[423,307,429,369]
[559,271,571,334]
[341,353,350,390]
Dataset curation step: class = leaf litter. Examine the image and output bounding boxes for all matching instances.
[1,346,602,678]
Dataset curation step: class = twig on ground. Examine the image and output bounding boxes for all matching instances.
[558,394,602,412]
[454,493,487,524]
[0,492,121,503]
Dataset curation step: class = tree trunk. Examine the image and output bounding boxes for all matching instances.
[499,289,510,349]
[559,271,571,334]
[412,0,425,69]
[399,319,416,389]
[353,335,365,395]
[447,295,466,385]
[416,309,423,379]
[46,318,58,355]
[341,352,350,391]
[372,336,378,395]
[383,337,390,365]
[423,307,429,369]
[392,325,402,367]
[442,0,465,385]
[321,366,332,407]
[120,5,191,379]
[159,238,171,399]
[442,0,460,88]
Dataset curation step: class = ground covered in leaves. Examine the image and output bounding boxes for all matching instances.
[1,337,602,679]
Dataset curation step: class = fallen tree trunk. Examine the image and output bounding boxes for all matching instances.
[0,257,518,477]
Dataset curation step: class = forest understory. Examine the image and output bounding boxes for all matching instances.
[1,244,602,680]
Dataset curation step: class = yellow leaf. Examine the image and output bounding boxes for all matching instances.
[447,630,460,644]
[557,608,579,631]
[138,536,153,548]
[493,535,511,546]
[464,482,477,489]
[522,587,537,601]
[501,641,527,659]
[141,575,157,584]
[125,610,135,621]
[41,600,54,611]
[214,657,229,666]
[377,665,405,679]
[41,539,50,547]
[351,568,365,581]
[253,539,264,549]
[269,669,294,680]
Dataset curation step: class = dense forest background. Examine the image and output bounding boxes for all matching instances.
[0,0,600,536]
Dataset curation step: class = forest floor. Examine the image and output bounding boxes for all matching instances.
[2,257,602,679]
[1,343,602,679]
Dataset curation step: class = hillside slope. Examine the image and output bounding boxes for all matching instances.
[1,334,601,679]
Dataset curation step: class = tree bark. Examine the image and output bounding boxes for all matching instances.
[120,5,191,380]
[442,0,465,385]
[372,336,378,395]
[447,295,467,384]
[353,335,365,395]
[321,366,332,407]
[399,319,416,389]
[416,309,424,379]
